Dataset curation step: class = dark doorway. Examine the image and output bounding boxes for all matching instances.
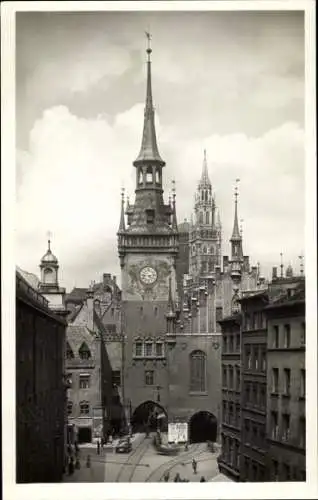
[77,426,92,444]
[131,401,167,433]
[189,411,217,443]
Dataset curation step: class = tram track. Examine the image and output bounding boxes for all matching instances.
[144,442,206,482]
[114,436,150,482]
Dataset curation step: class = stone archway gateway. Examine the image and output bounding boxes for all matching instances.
[189,411,217,443]
[131,401,168,433]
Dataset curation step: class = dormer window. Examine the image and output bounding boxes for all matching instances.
[146,209,155,224]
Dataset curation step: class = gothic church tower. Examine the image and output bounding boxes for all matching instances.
[189,151,222,283]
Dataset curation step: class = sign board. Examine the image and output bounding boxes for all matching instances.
[168,422,188,443]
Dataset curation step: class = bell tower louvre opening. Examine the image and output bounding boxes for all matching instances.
[131,401,167,433]
[189,411,217,443]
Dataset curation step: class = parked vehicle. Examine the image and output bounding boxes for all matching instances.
[115,438,132,454]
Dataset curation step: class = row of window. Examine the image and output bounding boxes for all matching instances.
[66,342,91,361]
[244,382,266,409]
[67,400,90,416]
[222,401,241,428]
[67,370,121,390]
[241,456,266,482]
[223,333,240,353]
[221,435,240,470]
[270,458,306,482]
[271,368,305,397]
[270,412,305,447]
[243,310,267,331]
[244,344,266,372]
[134,341,164,358]
[271,322,305,349]
[243,418,266,449]
[191,242,215,254]
[222,364,240,391]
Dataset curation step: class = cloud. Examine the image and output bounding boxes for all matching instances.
[16,102,304,290]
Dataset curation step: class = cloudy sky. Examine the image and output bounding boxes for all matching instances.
[16,9,305,291]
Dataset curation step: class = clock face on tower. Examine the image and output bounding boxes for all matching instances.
[139,266,157,285]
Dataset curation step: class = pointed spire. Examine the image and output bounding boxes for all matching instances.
[171,180,178,230]
[118,188,126,232]
[133,32,165,167]
[231,179,241,241]
[166,275,175,318]
[199,149,211,185]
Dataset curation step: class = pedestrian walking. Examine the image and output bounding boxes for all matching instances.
[68,457,74,475]
[97,439,100,455]
[184,442,189,451]
[86,455,91,468]
[75,457,81,470]
[163,471,170,482]
[200,476,206,482]
[192,458,197,474]
[174,472,181,482]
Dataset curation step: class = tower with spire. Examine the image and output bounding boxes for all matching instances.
[188,150,221,282]
[38,235,66,313]
[117,34,179,415]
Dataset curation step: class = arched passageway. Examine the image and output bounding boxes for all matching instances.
[189,411,217,443]
[131,401,167,433]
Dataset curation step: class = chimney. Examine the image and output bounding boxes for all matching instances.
[86,289,94,331]
[103,273,111,286]
[251,266,257,278]
[272,266,278,280]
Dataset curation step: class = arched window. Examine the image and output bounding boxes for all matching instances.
[146,166,153,183]
[199,212,203,224]
[79,401,90,415]
[206,212,210,225]
[44,267,54,283]
[67,401,73,415]
[190,350,206,392]
[66,342,74,360]
[138,168,143,184]
[203,246,207,254]
[210,246,215,255]
[78,342,91,360]
[155,168,160,184]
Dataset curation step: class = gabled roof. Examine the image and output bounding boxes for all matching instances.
[266,282,305,309]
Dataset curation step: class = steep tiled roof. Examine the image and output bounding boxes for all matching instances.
[16,266,40,290]
[267,282,305,308]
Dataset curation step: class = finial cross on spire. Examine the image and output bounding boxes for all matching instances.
[46,230,52,251]
[145,30,152,59]
[235,178,240,202]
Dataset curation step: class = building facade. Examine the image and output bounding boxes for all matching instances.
[218,269,306,482]
[65,285,124,443]
[218,312,242,481]
[16,269,67,482]
[265,279,306,481]
[239,290,268,482]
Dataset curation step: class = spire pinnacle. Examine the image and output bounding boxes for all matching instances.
[118,188,126,232]
[46,230,52,252]
[231,179,241,240]
[133,33,165,167]
[171,180,178,230]
[280,252,284,278]
[199,149,211,185]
